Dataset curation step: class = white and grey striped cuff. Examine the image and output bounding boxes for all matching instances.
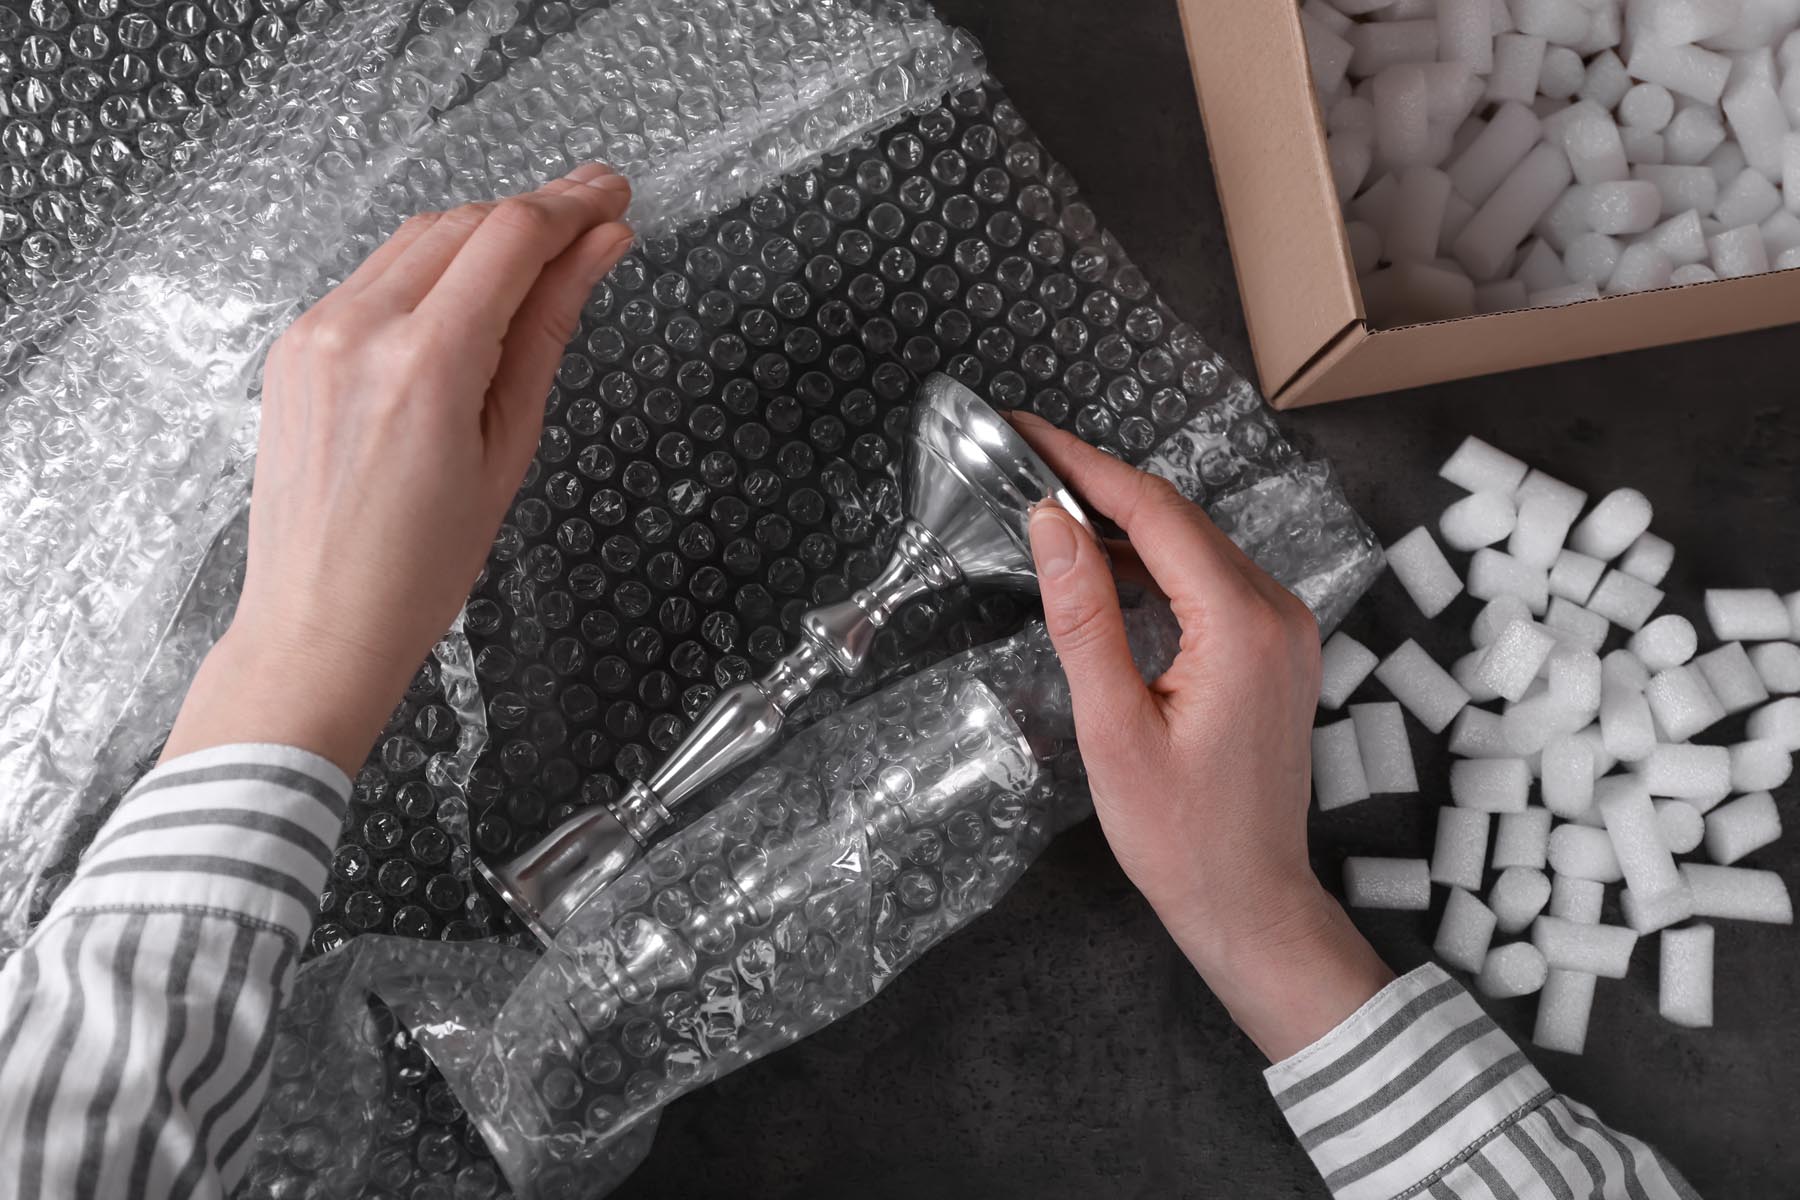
[1265,964,1553,1200]
[52,744,350,946]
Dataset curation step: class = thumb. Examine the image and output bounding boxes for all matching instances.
[1030,502,1158,742]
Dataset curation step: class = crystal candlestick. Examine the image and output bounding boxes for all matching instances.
[477,374,1095,942]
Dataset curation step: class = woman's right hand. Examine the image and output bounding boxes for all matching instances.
[1012,415,1394,1062]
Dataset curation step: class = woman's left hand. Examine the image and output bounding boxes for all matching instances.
[163,163,634,773]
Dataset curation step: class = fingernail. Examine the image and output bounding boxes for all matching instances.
[585,173,632,193]
[562,162,608,184]
[1029,504,1080,580]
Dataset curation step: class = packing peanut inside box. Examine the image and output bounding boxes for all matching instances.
[1179,0,1800,407]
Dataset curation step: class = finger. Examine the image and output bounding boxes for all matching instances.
[355,200,496,312]
[361,165,625,313]
[417,168,632,336]
[1010,413,1261,605]
[481,219,635,485]
[1100,537,1164,600]
[1030,501,1161,743]
[326,211,442,304]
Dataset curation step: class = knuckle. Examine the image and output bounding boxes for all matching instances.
[530,305,581,352]
[490,196,554,239]
[439,202,490,235]
[1047,592,1115,658]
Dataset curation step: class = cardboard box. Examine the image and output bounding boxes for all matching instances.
[1175,0,1800,409]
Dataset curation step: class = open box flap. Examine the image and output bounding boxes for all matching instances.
[1178,0,1362,399]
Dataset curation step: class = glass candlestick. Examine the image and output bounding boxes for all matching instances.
[477,373,1095,943]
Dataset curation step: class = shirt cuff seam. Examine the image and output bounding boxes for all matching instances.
[146,742,352,798]
[1391,1086,1556,1200]
[1267,963,1448,1082]
[35,901,305,955]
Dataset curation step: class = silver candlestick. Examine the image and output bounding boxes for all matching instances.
[477,374,1096,943]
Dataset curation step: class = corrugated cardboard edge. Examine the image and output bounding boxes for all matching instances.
[1279,269,1800,407]
[1176,0,1361,400]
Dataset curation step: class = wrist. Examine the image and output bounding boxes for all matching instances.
[1166,882,1396,1064]
[161,618,416,776]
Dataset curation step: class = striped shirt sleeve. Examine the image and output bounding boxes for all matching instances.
[1265,964,1702,1200]
[0,743,348,1200]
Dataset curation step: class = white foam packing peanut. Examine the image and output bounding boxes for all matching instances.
[1376,640,1472,733]
[1439,0,1494,73]
[1704,587,1793,641]
[1549,873,1604,923]
[1548,648,1601,715]
[1489,32,1550,104]
[1646,664,1728,741]
[1682,863,1795,923]
[1344,857,1434,910]
[1480,941,1550,997]
[1660,925,1714,1028]
[1472,595,1534,647]
[1696,642,1773,713]
[1433,806,1492,891]
[1451,756,1532,811]
[1453,651,1503,703]
[1549,822,1623,881]
[1728,737,1785,791]
[1475,619,1558,700]
[1654,798,1706,855]
[1439,490,1517,550]
[1619,532,1675,585]
[1435,886,1500,972]
[1541,734,1596,818]
[1448,706,1511,757]
[1534,969,1598,1053]
[1749,641,1800,693]
[1545,598,1610,653]
[1587,570,1664,631]
[1627,614,1697,671]
[1468,548,1551,614]
[1628,43,1733,105]
[1511,495,1579,570]
[1352,701,1419,793]
[1449,102,1541,201]
[1640,743,1732,808]
[1560,100,1631,184]
[1387,527,1466,619]
[1548,549,1605,603]
[1319,631,1380,709]
[1494,808,1553,870]
[1313,719,1373,810]
[1532,915,1639,978]
[1600,686,1658,766]
[1570,488,1654,559]
[1705,791,1783,864]
[1747,696,1800,748]
[1441,436,1528,492]
[1455,143,1576,279]
[1489,864,1553,933]
[1598,777,1690,932]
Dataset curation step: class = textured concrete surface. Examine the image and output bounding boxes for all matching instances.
[612,2,1800,1195]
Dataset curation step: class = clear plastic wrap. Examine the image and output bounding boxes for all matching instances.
[2,0,1386,1187]
[0,0,994,953]
[243,608,1180,1198]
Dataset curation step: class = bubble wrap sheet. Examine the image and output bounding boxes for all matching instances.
[1,0,1384,1194]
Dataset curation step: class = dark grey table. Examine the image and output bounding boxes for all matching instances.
[612,2,1800,1196]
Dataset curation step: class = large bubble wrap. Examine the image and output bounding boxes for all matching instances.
[1,0,1384,1194]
